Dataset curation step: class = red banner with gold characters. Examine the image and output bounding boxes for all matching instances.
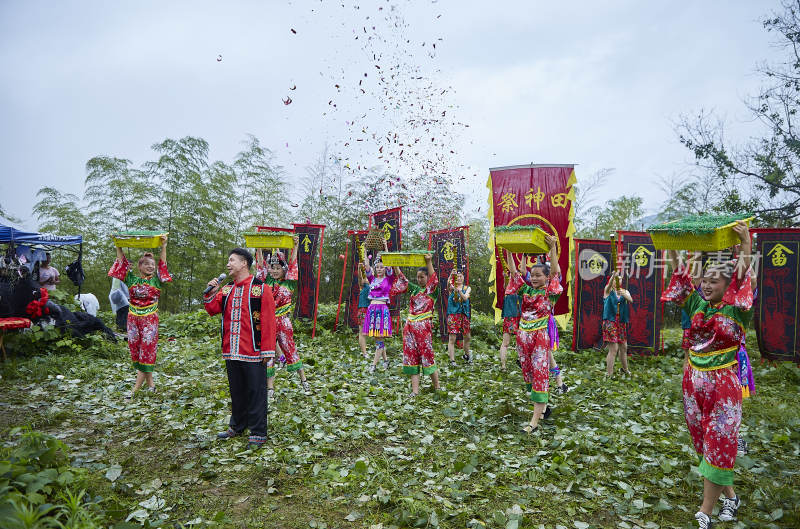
[572,239,613,351]
[752,228,800,363]
[428,226,470,341]
[617,231,663,355]
[487,165,576,323]
[369,207,402,324]
[369,207,402,251]
[291,223,325,322]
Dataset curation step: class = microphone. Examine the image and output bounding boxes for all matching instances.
[203,273,227,295]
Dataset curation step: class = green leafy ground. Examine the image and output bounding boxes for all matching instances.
[1,307,799,529]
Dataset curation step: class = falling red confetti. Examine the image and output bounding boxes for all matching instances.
[289,85,296,90]
[216,55,222,62]
[283,97,292,105]
[291,28,297,34]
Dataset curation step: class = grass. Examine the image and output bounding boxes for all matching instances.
[647,214,754,235]
[1,307,799,529]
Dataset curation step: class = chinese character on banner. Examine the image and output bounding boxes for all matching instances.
[369,207,403,325]
[369,207,402,251]
[499,192,519,213]
[573,239,613,351]
[753,230,800,363]
[618,231,663,355]
[488,165,576,322]
[524,187,545,210]
[767,243,793,267]
[291,223,326,336]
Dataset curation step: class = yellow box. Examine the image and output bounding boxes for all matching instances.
[379,252,428,267]
[113,232,167,248]
[244,232,294,249]
[495,227,550,253]
[649,218,753,251]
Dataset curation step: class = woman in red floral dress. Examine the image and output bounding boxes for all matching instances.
[108,235,171,399]
[661,221,752,528]
[505,235,562,434]
[255,237,310,398]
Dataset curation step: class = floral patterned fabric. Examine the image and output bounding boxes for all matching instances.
[502,316,520,336]
[108,257,172,316]
[506,273,562,403]
[393,270,439,376]
[602,316,627,344]
[256,259,304,376]
[109,257,172,372]
[128,312,159,372]
[662,268,753,371]
[681,328,693,350]
[662,267,752,486]
[357,307,367,328]
[682,364,741,485]
[447,313,470,335]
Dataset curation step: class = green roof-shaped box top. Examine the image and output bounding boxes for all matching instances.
[647,214,754,235]
[647,214,754,251]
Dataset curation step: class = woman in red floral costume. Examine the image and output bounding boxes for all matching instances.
[108,235,171,399]
[255,237,310,398]
[661,221,752,529]
[505,235,562,434]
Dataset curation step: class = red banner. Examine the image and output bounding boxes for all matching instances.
[369,207,402,251]
[618,231,663,355]
[370,207,402,325]
[291,223,325,325]
[488,165,576,323]
[752,228,800,363]
[572,239,613,351]
[428,226,470,341]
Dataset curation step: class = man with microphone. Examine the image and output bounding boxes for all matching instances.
[204,248,277,449]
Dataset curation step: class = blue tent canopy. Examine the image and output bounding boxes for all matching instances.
[0,217,82,246]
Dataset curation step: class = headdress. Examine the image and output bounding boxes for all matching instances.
[269,250,289,271]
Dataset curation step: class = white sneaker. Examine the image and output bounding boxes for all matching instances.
[267,389,275,400]
[694,511,713,529]
[301,380,311,394]
[383,360,390,370]
[369,364,376,374]
[718,496,740,522]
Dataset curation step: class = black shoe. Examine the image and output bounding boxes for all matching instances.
[542,406,552,420]
[217,429,237,440]
[558,383,569,394]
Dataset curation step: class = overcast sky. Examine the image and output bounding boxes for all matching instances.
[0,0,782,230]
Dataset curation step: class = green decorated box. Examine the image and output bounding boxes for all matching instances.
[243,231,294,249]
[379,251,428,267]
[647,214,754,251]
[495,225,550,253]
[113,230,168,249]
